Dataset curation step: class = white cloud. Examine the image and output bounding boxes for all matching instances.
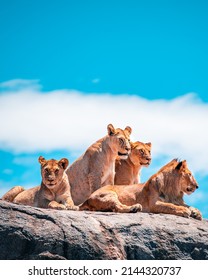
[0,79,208,174]
[0,79,41,91]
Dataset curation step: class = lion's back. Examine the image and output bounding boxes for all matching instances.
[66,153,91,205]
[13,186,40,206]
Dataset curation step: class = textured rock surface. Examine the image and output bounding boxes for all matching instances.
[0,200,208,260]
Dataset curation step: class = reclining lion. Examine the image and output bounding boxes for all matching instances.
[2,156,78,210]
[67,124,132,205]
[115,141,151,185]
[79,159,202,220]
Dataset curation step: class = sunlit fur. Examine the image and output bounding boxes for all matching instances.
[80,159,202,220]
[67,124,132,205]
[2,156,78,210]
[115,141,151,184]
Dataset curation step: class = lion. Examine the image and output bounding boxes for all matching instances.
[66,123,132,205]
[115,141,151,185]
[1,156,78,210]
[79,159,202,220]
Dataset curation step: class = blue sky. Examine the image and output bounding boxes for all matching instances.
[0,0,208,217]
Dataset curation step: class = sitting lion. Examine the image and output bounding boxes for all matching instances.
[67,123,132,205]
[2,156,78,210]
[79,159,202,220]
[115,141,151,185]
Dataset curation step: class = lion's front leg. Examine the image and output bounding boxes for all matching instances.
[150,201,192,218]
[48,200,67,210]
[102,174,115,187]
[65,197,79,211]
[181,203,203,220]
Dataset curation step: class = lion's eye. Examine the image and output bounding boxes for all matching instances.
[119,138,125,145]
[55,169,59,174]
[140,149,144,155]
[45,168,49,173]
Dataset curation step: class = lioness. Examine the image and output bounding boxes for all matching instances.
[80,159,202,220]
[115,141,151,185]
[2,156,78,210]
[67,124,132,205]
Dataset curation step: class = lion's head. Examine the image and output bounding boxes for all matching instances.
[130,141,152,166]
[38,156,69,188]
[175,160,199,195]
[107,124,132,159]
[154,159,199,201]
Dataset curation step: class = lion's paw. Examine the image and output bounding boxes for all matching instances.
[48,202,67,210]
[66,205,79,211]
[180,207,192,218]
[129,203,142,213]
[189,207,202,220]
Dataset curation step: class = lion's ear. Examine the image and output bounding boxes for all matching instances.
[107,124,116,136]
[130,141,137,149]
[38,156,46,166]
[59,158,69,170]
[175,160,186,171]
[181,160,187,169]
[124,126,132,135]
[146,142,152,148]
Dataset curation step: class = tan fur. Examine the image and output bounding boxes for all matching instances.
[2,156,78,210]
[115,141,151,185]
[80,159,202,220]
[67,124,132,205]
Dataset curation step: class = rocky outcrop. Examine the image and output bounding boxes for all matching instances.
[0,200,208,260]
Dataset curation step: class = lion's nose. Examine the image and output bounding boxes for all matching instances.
[196,185,199,189]
[48,176,55,181]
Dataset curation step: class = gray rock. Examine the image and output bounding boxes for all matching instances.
[0,200,208,260]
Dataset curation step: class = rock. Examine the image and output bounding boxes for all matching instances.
[0,200,208,260]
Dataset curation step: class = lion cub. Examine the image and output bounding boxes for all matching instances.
[2,156,78,210]
[115,141,151,185]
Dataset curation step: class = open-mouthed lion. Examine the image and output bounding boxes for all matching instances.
[67,124,132,205]
[79,159,202,220]
[115,141,151,185]
[2,156,78,210]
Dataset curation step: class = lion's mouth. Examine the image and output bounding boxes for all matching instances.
[141,160,151,166]
[186,187,193,193]
[118,152,129,159]
[47,182,56,187]
[118,152,129,156]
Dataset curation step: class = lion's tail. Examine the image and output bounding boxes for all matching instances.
[1,186,25,202]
